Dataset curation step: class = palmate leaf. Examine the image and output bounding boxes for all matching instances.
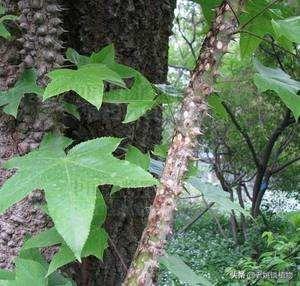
[253,60,300,119]
[0,69,42,117]
[0,249,74,286]
[23,193,108,275]
[66,48,90,67]
[44,64,126,109]
[239,0,278,58]
[65,45,157,123]
[0,134,157,259]
[104,73,155,123]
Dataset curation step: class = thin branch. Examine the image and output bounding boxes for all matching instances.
[261,110,294,167]
[237,30,297,57]
[237,0,282,31]
[179,202,215,233]
[271,156,300,175]
[222,102,261,168]
[176,17,197,61]
[226,0,240,24]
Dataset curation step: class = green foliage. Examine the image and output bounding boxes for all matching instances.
[208,94,228,120]
[159,254,213,286]
[253,60,300,119]
[186,179,249,217]
[66,48,90,67]
[0,69,43,117]
[159,203,248,285]
[63,45,157,122]
[227,228,300,285]
[272,16,300,44]
[193,0,222,25]
[239,0,278,58]
[0,134,157,260]
[0,4,18,39]
[0,248,74,285]
[44,64,125,109]
[23,193,108,276]
[125,146,150,171]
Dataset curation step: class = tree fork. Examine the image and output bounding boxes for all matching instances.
[123,1,241,285]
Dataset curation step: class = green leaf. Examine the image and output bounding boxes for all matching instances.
[63,101,80,119]
[47,245,75,277]
[126,146,150,171]
[239,0,278,58]
[208,94,228,119]
[63,47,156,122]
[104,73,155,123]
[192,0,222,25]
[14,258,47,286]
[0,246,74,286]
[153,143,169,158]
[23,228,62,250]
[44,64,126,109]
[0,134,157,259]
[46,227,108,276]
[90,44,115,66]
[253,60,300,119]
[272,16,300,44]
[186,179,250,217]
[66,48,90,67]
[0,15,18,39]
[0,270,15,281]
[159,254,213,286]
[23,193,108,275]
[0,69,43,117]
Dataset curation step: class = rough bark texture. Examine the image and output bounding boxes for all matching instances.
[0,0,175,283]
[0,0,65,270]
[59,1,176,285]
[123,2,240,284]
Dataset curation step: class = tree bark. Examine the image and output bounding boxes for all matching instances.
[123,1,240,284]
[60,1,176,285]
[0,1,175,285]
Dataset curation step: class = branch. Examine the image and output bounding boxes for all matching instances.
[237,30,297,57]
[222,102,261,168]
[237,0,282,31]
[261,110,294,167]
[271,155,300,175]
[122,2,240,284]
[179,202,215,233]
[176,16,197,61]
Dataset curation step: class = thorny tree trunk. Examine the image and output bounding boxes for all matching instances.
[0,1,175,285]
[123,1,241,285]
[0,0,65,270]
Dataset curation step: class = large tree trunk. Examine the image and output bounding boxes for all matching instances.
[61,2,176,284]
[0,0,175,285]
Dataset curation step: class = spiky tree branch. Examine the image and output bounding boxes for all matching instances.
[122,1,241,285]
